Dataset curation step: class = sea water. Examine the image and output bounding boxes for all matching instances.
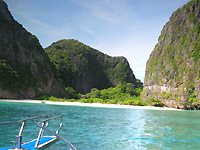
[0,101,200,150]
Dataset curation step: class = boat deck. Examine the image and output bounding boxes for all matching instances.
[0,115,76,150]
[0,136,58,150]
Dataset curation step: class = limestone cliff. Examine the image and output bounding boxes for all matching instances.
[0,0,66,98]
[142,0,200,109]
[45,39,139,94]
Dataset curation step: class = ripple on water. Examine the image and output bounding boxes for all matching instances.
[0,101,200,150]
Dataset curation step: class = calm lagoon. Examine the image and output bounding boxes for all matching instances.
[0,101,200,150]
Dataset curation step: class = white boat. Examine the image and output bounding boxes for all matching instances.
[0,115,77,150]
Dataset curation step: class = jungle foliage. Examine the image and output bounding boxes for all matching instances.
[39,83,146,106]
[45,39,140,94]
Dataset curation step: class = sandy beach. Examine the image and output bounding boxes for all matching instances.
[0,99,181,111]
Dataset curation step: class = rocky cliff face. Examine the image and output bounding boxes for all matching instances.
[0,0,66,98]
[45,39,139,94]
[142,0,200,109]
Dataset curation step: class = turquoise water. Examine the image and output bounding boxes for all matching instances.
[0,101,200,150]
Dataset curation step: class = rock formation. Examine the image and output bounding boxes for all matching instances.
[142,0,200,109]
[45,39,140,94]
[0,0,66,98]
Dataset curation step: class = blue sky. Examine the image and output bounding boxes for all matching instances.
[4,0,190,81]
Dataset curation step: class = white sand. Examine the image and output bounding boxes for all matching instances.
[0,99,181,111]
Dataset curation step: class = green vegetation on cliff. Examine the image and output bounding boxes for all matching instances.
[45,39,140,94]
[0,0,65,98]
[40,83,146,106]
[82,83,144,105]
[0,54,37,91]
[143,0,200,109]
[0,0,142,100]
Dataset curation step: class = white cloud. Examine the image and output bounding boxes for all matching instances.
[16,4,23,8]
[70,0,134,24]
[13,0,159,81]
[13,9,72,47]
[6,0,191,82]
[79,26,95,36]
[15,10,49,28]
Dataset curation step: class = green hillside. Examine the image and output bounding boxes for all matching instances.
[45,39,141,94]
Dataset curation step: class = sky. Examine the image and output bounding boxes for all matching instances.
[4,0,191,81]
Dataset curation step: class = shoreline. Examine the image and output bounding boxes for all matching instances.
[0,99,181,111]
